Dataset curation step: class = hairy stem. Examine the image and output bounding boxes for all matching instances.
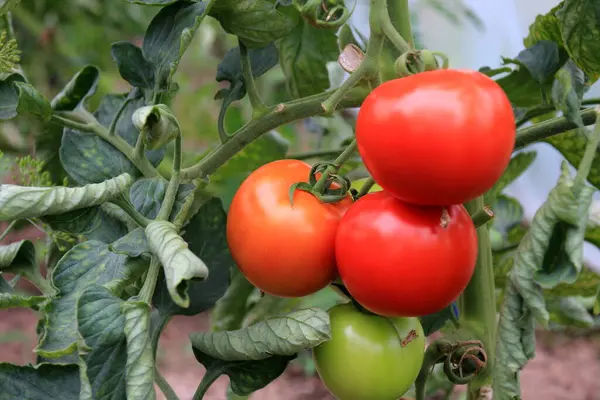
[0,220,17,242]
[111,197,151,227]
[239,40,265,115]
[388,0,413,48]
[180,87,366,181]
[462,197,496,394]
[193,368,222,400]
[572,107,600,194]
[379,0,410,52]
[108,97,133,136]
[51,113,162,179]
[287,148,343,160]
[357,177,377,197]
[515,108,597,149]
[138,257,161,304]
[157,134,182,221]
[155,368,180,400]
[313,140,357,193]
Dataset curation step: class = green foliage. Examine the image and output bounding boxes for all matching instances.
[0,0,599,399]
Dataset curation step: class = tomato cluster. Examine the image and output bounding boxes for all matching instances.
[226,69,515,400]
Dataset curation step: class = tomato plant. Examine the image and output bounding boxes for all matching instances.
[313,303,425,400]
[335,191,478,317]
[355,69,516,206]
[227,159,351,297]
[0,0,600,400]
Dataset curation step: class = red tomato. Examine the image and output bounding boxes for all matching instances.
[227,159,353,298]
[335,191,477,317]
[356,69,515,206]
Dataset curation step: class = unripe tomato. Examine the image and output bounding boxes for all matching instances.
[356,69,515,206]
[313,303,425,400]
[227,159,352,297]
[335,191,477,317]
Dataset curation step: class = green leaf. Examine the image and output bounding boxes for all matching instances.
[193,350,294,397]
[547,267,600,298]
[279,18,339,98]
[109,228,150,257]
[494,162,595,399]
[547,296,594,327]
[51,65,99,112]
[215,43,279,112]
[122,301,156,400]
[111,42,155,89]
[489,195,527,252]
[142,1,210,87]
[485,151,537,204]
[557,0,600,82]
[523,2,564,48]
[518,163,594,308]
[493,282,536,400]
[43,206,128,244]
[190,307,330,361]
[0,0,21,16]
[0,173,132,221]
[210,0,298,49]
[77,285,127,400]
[210,267,256,331]
[496,41,566,107]
[419,305,456,337]
[545,129,600,190]
[0,292,46,309]
[208,131,288,209]
[552,60,587,126]
[0,363,80,400]
[36,240,147,358]
[153,197,232,316]
[14,81,52,121]
[0,73,25,120]
[129,178,194,221]
[60,94,163,184]
[0,239,36,278]
[145,220,209,308]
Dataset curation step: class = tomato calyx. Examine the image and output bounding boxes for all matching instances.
[292,0,351,29]
[395,50,450,77]
[288,161,351,206]
[415,338,489,400]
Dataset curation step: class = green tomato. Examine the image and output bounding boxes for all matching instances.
[350,178,383,193]
[313,303,425,400]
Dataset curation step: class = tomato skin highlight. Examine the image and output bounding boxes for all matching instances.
[335,191,477,317]
[226,159,352,298]
[313,303,425,400]
[356,69,515,206]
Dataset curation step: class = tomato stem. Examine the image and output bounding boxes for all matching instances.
[312,139,357,194]
[470,206,494,229]
[387,0,413,49]
[461,196,497,393]
[572,106,600,195]
[239,40,268,117]
[136,257,161,304]
[356,177,376,197]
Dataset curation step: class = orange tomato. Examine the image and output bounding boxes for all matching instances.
[226,159,353,297]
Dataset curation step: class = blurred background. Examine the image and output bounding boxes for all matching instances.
[1,0,599,399]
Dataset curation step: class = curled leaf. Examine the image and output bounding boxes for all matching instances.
[0,173,132,221]
[131,104,180,150]
[189,307,330,361]
[145,221,209,308]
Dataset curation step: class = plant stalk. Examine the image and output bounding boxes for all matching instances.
[462,196,496,396]
[388,0,413,48]
[157,134,182,221]
[357,177,377,197]
[572,107,600,194]
[239,40,266,116]
[193,368,223,400]
[137,257,161,304]
[155,368,179,400]
[312,139,357,193]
